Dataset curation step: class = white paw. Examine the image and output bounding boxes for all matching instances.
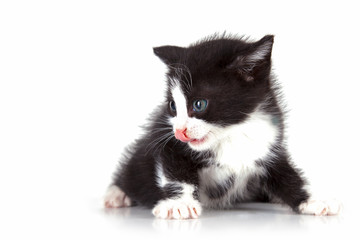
[299,199,342,216]
[152,198,202,219]
[104,185,131,208]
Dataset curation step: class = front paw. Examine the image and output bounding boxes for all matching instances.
[299,199,342,216]
[152,198,202,219]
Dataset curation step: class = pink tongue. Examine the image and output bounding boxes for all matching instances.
[175,129,192,142]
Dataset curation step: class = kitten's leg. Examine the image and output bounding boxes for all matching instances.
[264,154,341,215]
[104,135,202,218]
[262,153,308,212]
[152,182,202,219]
[104,185,132,208]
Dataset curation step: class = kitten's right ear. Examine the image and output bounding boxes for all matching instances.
[153,46,184,65]
[227,35,274,82]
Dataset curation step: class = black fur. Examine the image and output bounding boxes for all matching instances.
[110,34,309,213]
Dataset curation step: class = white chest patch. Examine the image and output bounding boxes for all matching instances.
[198,110,279,208]
[214,110,279,169]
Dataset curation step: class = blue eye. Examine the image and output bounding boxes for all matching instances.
[193,99,208,112]
[169,100,176,112]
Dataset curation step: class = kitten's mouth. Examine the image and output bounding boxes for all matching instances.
[188,135,208,146]
[174,129,209,146]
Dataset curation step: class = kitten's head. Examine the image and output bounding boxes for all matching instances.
[154,34,274,152]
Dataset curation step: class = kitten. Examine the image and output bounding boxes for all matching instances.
[104,34,340,219]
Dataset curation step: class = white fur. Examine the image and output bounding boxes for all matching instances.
[213,109,278,169]
[299,199,342,216]
[171,84,188,130]
[155,161,169,188]
[104,185,131,208]
[199,165,266,208]
[152,183,202,219]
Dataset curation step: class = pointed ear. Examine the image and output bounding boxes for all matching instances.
[153,45,184,65]
[246,35,274,64]
[227,35,274,81]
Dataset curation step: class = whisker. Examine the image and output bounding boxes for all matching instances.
[158,134,176,153]
[150,127,173,134]
[145,132,174,154]
[146,132,176,154]
[152,134,175,154]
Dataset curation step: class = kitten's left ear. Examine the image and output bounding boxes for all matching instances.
[227,35,274,81]
[153,45,185,65]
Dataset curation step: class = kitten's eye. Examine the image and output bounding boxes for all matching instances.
[193,99,208,112]
[169,100,176,112]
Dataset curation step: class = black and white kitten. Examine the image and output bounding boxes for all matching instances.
[104,34,340,219]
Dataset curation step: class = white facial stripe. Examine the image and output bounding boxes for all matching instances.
[171,83,188,130]
[169,80,212,147]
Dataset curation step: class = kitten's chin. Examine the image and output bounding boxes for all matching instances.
[188,134,213,151]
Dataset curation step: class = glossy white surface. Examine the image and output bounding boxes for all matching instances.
[44,200,356,240]
[2,194,357,240]
[1,0,360,239]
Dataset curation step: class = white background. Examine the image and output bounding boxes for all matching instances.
[0,0,359,239]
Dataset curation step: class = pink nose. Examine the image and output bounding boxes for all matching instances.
[175,128,191,142]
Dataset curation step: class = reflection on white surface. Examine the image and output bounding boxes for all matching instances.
[1,197,352,240]
[152,218,202,233]
[100,202,348,239]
